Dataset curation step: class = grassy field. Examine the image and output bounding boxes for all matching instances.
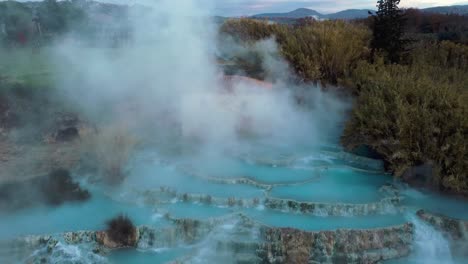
[0,48,55,89]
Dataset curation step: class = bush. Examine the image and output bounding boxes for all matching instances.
[277,20,371,83]
[220,19,371,84]
[342,59,468,195]
[0,169,90,210]
[105,214,137,247]
[42,169,91,205]
[81,124,137,185]
[220,18,274,43]
[408,41,468,73]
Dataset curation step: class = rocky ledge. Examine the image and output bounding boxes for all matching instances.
[2,214,415,264]
[417,210,468,257]
[263,196,401,217]
[139,186,402,217]
[258,223,414,264]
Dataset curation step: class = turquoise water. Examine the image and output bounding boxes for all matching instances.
[124,158,264,198]
[108,248,191,264]
[183,155,318,184]
[0,190,162,240]
[269,168,389,203]
[399,187,468,220]
[1,143,467,263]
[243,208,407,230]
[162,203,234,220]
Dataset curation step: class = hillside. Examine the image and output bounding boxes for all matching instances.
[251,8,374,20]
[327,9,373,19]
[252,8,322,19]
[423,5,468,15]
[251,5,468,20]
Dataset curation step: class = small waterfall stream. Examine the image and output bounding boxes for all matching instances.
[413,217,454,264]
[387,215,454,264]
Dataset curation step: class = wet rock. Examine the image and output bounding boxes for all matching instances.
[228,197,237,207]
[327,151,385,171]
[402,162,434,188]
[142,187,263,209]
[258,223,414,264]
[6,215,417,264]
[142,187,401,216]
[174,219,202,243]
[379,183,400,197]
[138,214,257,249]
[263,197,401,217]
[186,172,271,189]
[417,210,468,256]
[0,169,90,211]
[63,231,96,244]
[55,127,79,142]
[216,241,259,254]
[137,226,157,248]
[0,235,59,263]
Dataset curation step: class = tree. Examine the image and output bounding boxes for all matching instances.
[371,0,407,63]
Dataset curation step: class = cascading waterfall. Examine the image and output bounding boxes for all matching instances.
[404,216,454,264]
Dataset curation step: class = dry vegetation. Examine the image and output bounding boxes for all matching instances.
[105,214,138,247]
[221,18,468,195]
[220,18,370,83]
[343,60,467,194]
[81,123,138,185]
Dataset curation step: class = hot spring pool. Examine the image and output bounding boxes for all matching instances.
[1,143,467,264]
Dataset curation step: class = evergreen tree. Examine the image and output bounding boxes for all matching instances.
[371,0,407,63]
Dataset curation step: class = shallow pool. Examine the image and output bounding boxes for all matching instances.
[1,143,466,263]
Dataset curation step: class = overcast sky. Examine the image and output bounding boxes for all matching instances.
[11,0,468,16]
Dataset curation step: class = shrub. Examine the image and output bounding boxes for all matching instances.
[105,214,137,247]
[81,123,137,185]
[221,18,468,195]
[342,60,468,195]
[42,169,91,205]
[408,41,468,73]
[0,169,90,210]
[220,19,371,84]
[220,18,274,42]
[277,20,371,83]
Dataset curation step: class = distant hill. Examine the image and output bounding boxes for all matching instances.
[251,5,468,20]
[326,9,373,19]
[253,8,322,19]
[422,5,468,15]
[251,8,373,20]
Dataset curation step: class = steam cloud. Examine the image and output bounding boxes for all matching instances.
[47,0,348,156]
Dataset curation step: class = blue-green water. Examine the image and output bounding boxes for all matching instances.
[1,142,467,263]
[269,168,389,203]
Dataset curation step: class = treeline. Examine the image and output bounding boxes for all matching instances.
[0,0,130,46]
[406,9,468,44]
[220,16,468,195]
[355,8,468,44]
[0,0,84,44]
